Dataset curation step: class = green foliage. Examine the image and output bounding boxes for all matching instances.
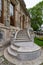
[31,22,39,31]
[34,37,43,46]
[28,1,43,31]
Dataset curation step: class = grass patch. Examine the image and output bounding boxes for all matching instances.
[34,37,43,46]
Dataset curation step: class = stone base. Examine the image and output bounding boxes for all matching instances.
[7,46,41,61]
[4,48,43,65]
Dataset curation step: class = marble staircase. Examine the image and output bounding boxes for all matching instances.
[4,29,41,62]
[14,29,31,42]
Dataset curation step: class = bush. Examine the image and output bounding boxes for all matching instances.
[34,37,43,46]
[31,23,39,31]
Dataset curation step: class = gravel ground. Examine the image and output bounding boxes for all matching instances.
[0,56,15,65]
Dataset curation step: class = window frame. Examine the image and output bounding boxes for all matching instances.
[10,2,15,26]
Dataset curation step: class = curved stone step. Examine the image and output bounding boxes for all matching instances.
[10,43,41,53]
[7,46,41,60]
[12,43,20,48]
[8,47,18,57]
[16,37,30,40]
[12,39,31,43]
[13,42,36,47]
[10,45,19,51]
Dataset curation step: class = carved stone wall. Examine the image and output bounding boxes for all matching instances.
[3,0,10,27]
[2,0,30,29]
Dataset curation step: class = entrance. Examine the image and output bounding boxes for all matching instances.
[22,15,25,29]
[10,3,15,26]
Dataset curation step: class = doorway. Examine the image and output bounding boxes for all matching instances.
[22,15,25,29]
[10,3,15,26]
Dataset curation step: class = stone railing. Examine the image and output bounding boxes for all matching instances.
[0,23,11,47]
[0,23,20,47]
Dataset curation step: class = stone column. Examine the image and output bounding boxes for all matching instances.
[4,0,10,27]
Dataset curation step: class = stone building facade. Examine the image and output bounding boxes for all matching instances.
[0,0,30,29]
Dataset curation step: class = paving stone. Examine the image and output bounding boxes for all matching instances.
[0,56,15,65]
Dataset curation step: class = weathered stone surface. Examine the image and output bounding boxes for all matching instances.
[2,0,30,29]
[4,29,41,64]
[4,49,43,65]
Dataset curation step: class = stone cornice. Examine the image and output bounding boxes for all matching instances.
[18,0,30,17]
[19,0,26,8]
[10,0,18,5]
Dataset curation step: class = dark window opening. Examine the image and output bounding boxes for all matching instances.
[10,3,15,26]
